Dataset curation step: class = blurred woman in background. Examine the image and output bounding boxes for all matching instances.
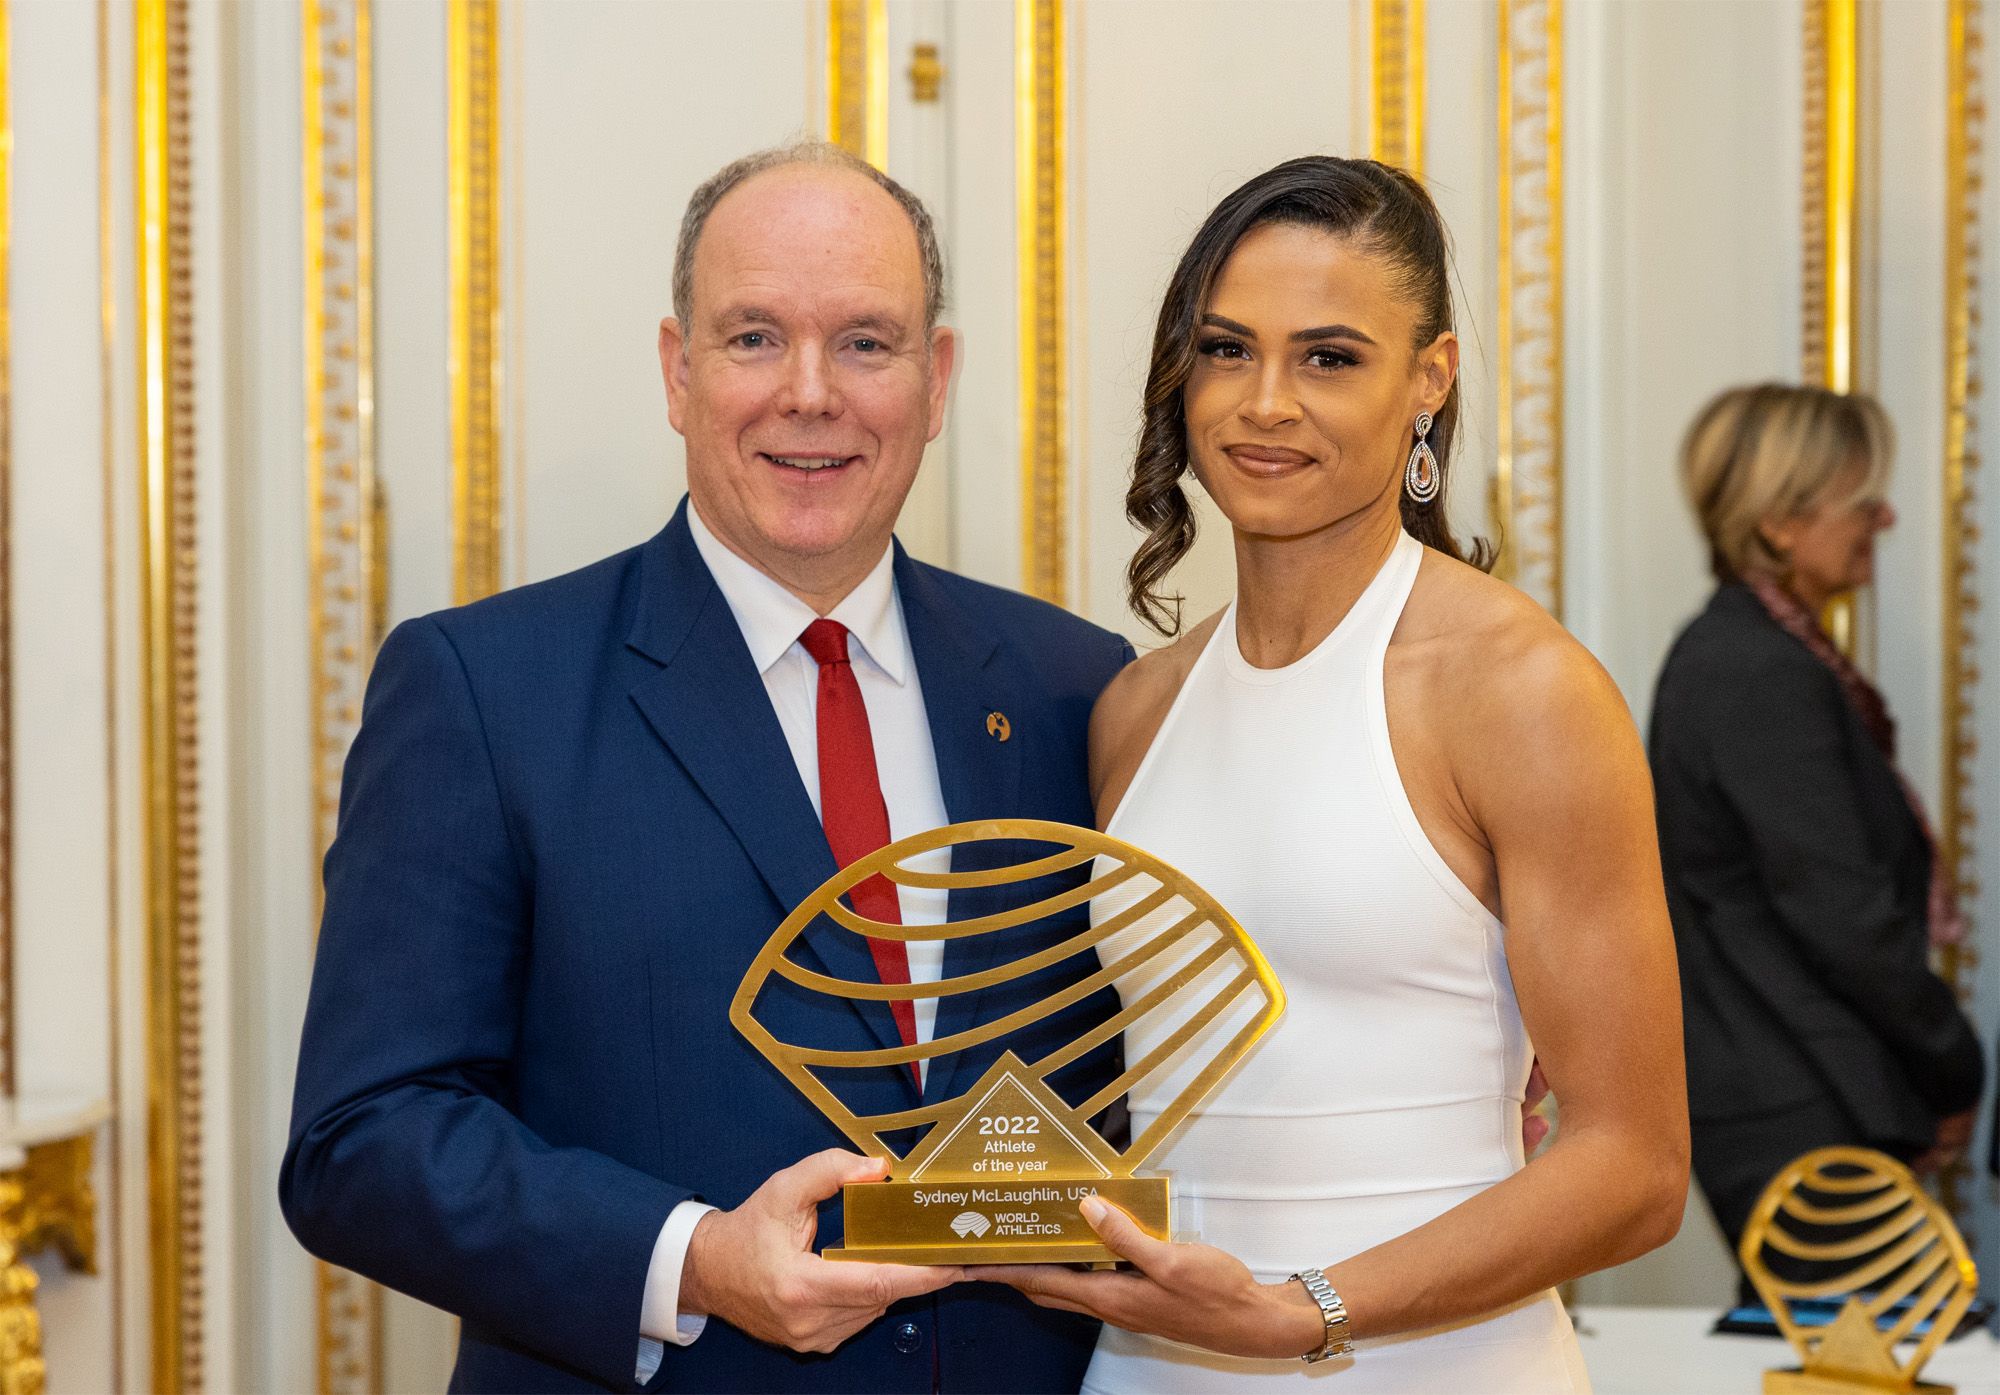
[1651,383,1985,1296]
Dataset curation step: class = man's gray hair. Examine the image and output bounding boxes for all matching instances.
[672,141,946,333]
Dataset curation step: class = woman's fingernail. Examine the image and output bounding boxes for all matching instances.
[1080,1197,1107,1223]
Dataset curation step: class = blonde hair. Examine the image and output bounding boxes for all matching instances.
[1679,383,1893,582]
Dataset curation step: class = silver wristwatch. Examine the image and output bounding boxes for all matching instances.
[1288,1267,1353,1363]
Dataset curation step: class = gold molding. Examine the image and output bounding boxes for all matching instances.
[1803,0,1865,660]
[137,0,203,1388]
[1803,0,1861,392]
[14,1135,99,1277]
[305,1,386,1389]
[1495,0,1563,619]
[1370,0,1424,174]
[0,1172,43,1395]
[1017,0,1065,606]
[0,1132,106,1395]
[1942,0,1983,1001]
[828,0,887,169]
[1937,0,1985,1226]
[0,0,14,1107]
[449,0,501,604]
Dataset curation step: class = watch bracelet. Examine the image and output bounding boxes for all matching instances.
[1288,1267,1353,1363]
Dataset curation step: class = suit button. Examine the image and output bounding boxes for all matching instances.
[892,1321,923,1354]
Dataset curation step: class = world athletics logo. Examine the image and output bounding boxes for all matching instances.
[949,1212,991,1239]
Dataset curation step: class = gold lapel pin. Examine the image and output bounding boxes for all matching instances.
[985,711,1012,742]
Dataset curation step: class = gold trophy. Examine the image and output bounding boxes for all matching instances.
[731,819,1283,1265]
[1741,1146,1979,1395]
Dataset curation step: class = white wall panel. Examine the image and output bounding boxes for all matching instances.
[937,0,1021,590]
[11,1,118,1387]
[375,0,454,625]
[1563,0,1801,722]
[513,0,814,586]
[1073,0,1360,642]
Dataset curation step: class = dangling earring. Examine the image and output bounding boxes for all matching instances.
[1404,411,1440,505]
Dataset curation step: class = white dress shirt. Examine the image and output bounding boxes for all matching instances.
[636,504,952,1378]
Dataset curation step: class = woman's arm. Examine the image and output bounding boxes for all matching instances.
[1309,632,1688,1336]
[977,624,1688,1357]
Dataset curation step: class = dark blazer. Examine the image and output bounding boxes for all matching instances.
[1649,584,1984,1151]
[281,499,1134,1393]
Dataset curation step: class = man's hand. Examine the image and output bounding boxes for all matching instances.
[680,1149,961,1354]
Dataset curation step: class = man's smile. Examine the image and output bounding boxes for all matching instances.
[760,451,861,473]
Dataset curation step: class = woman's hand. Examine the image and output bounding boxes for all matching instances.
[969,1197,1327,1360]
[1911,1108,1977,1174]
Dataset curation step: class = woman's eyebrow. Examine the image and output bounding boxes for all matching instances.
[1290,323,1376,345]
[1200,312,1376,347]
[1201,313,1257,337]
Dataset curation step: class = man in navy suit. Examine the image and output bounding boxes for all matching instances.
[281,143,1132,1392]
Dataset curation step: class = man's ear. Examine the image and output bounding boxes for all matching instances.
[659,317,690,434]
[924,325,959,443]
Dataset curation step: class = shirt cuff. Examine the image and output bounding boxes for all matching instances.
[635,1200,717,1381]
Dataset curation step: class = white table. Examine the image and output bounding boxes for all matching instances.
[1575,1305,2000,1395]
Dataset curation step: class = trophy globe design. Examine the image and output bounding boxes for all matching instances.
[731,818,1284,1264]
[1740,1146,1979,1395]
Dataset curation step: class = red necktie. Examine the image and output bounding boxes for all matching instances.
[799,620,920,1068]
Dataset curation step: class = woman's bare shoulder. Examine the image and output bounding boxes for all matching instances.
[1401,547,1604,690]
[1401,547,1641,789]
[1088,609,1226,818]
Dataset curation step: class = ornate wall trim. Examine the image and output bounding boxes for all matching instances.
[449,0,501,604]
[1017,0,1065,605]
[1942,0,1984,1002]
[135,0,203,1387]
[828,0,886,169]
[1803,0,1861,393]
[1495,0,1563,618]
[0,0,15,1108]
[305,1,385,1389]
[1370,0,1424,174]
[1803,0,1865,657]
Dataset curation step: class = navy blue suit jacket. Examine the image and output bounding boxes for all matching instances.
[281,500,1134,1392]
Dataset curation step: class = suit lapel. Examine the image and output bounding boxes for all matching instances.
[626,503,909,1061]
[896,550,1034,1104]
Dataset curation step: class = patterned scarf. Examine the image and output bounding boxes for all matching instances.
[1745,575,1963,947]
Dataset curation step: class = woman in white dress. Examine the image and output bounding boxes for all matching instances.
[977,158,1687,1391]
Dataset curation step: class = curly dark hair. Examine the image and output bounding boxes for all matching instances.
[1127,156,1493,635]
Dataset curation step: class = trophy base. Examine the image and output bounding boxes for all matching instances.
[826,1175,1170,1266]
[1765,1371,1950,1395]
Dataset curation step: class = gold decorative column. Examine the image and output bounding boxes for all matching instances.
[1370,0,1423,174]
[828,0,887,169]
[136,0,204,1388]
[1941,0,1983,1003]
[1017,0,1065,606]
[305,0,386,1390]
[1803,0,1861,392]
[1495,0,1563,618]
[449,0,502,604]
[1939,0,1986,1223]
[1803,0,1866,656]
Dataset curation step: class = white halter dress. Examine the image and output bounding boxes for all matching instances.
[1081,531,1589,1393]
